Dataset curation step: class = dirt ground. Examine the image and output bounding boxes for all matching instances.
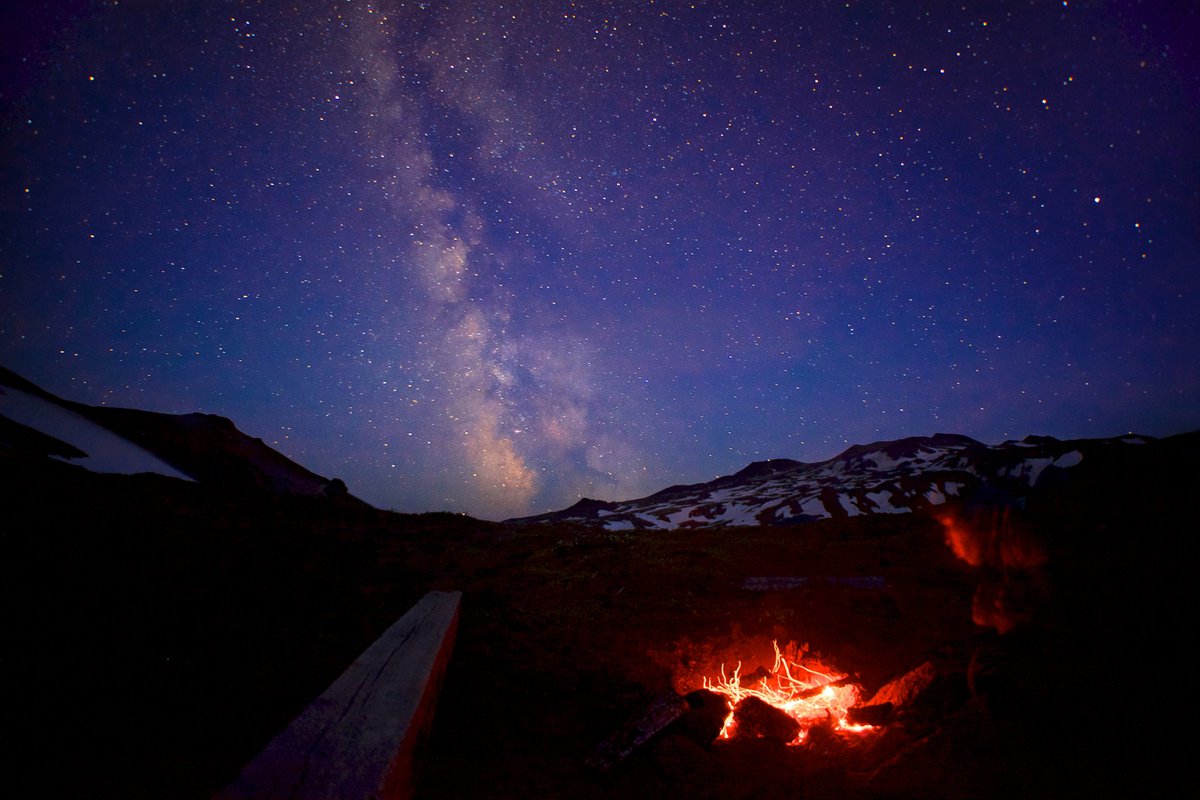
[5,452,1190,798]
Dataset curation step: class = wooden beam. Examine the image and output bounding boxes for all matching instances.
[217,590,461,800]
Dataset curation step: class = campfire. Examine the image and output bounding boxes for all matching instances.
[701,640,873,744]
[588,638,885,774]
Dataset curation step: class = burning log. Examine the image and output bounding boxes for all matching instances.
[586,691,690,774]
[789,675,852,700]
[730,696,802,743]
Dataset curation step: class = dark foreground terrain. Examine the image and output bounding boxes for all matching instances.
[4,439,1193,799]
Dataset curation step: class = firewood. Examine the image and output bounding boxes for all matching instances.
[585,691,690,773]
[791,675,852,700]
[731,696,802,743]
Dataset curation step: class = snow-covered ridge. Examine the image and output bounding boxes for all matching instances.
[1,366,356,500]
[510,433,1156,530]
[0,385,193,480]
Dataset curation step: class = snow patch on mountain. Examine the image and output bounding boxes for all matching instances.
[0,386,193,480]
[839,494,863,516]
[866,490,910,514]
[1055,450,1083,468]
[1011,457,1055,486]
[799,496,827,518]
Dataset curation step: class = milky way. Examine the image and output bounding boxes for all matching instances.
[2,1,1197,518]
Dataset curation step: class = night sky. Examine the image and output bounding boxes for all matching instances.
[3,1,1197,519]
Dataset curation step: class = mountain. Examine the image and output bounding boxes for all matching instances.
[0,366,359,501]
[509,430,1196,529]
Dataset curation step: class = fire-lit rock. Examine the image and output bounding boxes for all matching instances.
[846,702,894,727]
[866,661,937,708]
[673,690,731,747]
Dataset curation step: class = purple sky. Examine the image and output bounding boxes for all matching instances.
[3,1,1198,519]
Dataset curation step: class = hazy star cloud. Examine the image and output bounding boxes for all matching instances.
[342,2,650,517]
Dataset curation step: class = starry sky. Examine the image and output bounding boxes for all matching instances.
[2,1,1197,519]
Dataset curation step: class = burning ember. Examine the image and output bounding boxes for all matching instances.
[701,641,873,744]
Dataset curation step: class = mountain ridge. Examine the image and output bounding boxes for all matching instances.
[7,365,1197,524]
[509,429,1197,529]
[0,366,361,502]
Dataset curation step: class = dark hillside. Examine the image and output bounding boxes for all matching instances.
[3,454,487,798]
[1,365,361,499]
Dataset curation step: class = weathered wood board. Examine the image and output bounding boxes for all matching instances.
[217,590,461,800]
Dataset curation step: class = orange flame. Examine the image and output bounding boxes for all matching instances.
[701,641,873,744]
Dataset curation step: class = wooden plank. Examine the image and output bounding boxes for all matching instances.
[216,590,461,800]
